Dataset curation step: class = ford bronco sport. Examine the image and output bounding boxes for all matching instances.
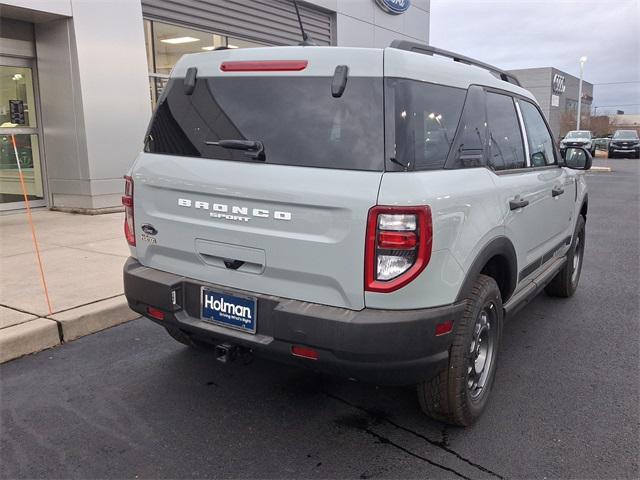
[123,41,591,426]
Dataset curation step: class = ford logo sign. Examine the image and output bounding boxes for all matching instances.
[141,224,158,236]
[375,0,411,15]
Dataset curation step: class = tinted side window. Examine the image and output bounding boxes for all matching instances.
[519,101,556,167]
[446,86,488,169]
[486,92,525,170]
[388,78,466,171]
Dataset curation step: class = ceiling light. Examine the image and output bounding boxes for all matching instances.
[161,36,199,44]
[227,44,239,49]
[201,46,216,51]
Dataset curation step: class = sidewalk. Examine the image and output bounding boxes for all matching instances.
[0,209,138,363]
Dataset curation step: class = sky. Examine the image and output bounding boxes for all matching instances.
[430,0,640,114]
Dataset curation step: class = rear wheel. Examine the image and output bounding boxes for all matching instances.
[545,215,585,298]
[417,275,503,426]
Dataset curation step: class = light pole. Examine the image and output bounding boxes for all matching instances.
[576,56,588,130]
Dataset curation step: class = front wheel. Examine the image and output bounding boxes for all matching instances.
[417,275,503,426]
[545,215,585,298]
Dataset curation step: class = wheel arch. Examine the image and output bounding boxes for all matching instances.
[455,237,518,304]
[580,194,588,220]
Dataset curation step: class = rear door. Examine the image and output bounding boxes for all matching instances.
[490,94,574,286]
[131,47,384,310]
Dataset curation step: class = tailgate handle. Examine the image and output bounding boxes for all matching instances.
[223,259,244,270]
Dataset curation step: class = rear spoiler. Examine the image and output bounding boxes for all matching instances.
[389,40,521,87]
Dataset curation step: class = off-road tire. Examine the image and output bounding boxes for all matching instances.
[417,274,503,426]
[545,215,585,298]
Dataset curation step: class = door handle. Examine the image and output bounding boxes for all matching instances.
[509,198,529,210]
[552,186,565,197]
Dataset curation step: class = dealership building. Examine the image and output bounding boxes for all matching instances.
[0,0,429,212]
[507,67,593,141]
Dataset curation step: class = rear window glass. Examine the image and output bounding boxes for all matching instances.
[386,78,465,171]
[146,76,384,171]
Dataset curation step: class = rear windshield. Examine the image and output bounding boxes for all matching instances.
[146,76,384,171]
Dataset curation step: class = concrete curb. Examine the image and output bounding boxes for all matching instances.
[0,318,60,364]
[50,295,139,342]
[0,295,138,364]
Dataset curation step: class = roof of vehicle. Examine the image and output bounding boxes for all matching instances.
[171,45,536,103]
[565,130,592,135]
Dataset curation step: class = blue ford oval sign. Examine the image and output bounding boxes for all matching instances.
[375,0,411,15]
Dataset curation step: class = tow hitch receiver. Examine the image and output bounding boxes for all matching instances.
[215,343,239,363]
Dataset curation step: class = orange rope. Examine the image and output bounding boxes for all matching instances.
[11,134,53,315]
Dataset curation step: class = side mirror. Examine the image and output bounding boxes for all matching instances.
[564,147,592,170]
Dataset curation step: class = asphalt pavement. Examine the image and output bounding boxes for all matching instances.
[1,159,638,480]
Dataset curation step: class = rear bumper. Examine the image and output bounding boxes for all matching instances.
[123,257,465,386]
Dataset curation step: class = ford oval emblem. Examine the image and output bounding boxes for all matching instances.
[375,0,411,15]
[141,224,158,236]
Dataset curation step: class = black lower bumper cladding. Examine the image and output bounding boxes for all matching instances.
[123,257,465,386]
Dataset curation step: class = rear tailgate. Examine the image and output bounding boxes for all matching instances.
[131,47,384,310]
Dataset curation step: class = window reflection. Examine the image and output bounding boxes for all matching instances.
[0,66,36,128]
[0,134,44,201]
[143,20,269,106]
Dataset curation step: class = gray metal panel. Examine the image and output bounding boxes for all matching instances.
[141,0,332,46]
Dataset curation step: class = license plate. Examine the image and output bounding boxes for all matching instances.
[201,288,257,334]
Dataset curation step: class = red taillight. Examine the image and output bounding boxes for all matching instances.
[123,175,135,246]
[365,206,432,293]
[378,231,417,250]
[220,60,308,72]
[435,320,453,336]
[291,345,319,360]
[146,306,164,320]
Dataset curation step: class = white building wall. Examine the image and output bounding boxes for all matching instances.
[2,0,151,211]
[306,0,429,47]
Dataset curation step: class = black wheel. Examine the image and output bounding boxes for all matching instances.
[608,149,615,159]
[545,215,586,298]
[418,275,503,426]
[591,148,596,157]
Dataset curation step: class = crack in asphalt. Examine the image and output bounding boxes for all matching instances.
[326,392,504,480]
[364,427,473,480]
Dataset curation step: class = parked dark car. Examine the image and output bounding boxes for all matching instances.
[608,130,640,158]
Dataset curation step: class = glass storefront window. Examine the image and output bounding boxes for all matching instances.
[0,66,36,128]
[226,36,266,50]
[0,134,43,202]
[143,19,268,107]
[0,61,44,208]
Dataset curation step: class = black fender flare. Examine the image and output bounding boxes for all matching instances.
[455,236,518,303]
[579,193,588,219]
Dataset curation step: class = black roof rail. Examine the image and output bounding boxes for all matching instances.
[389,40,521,87]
